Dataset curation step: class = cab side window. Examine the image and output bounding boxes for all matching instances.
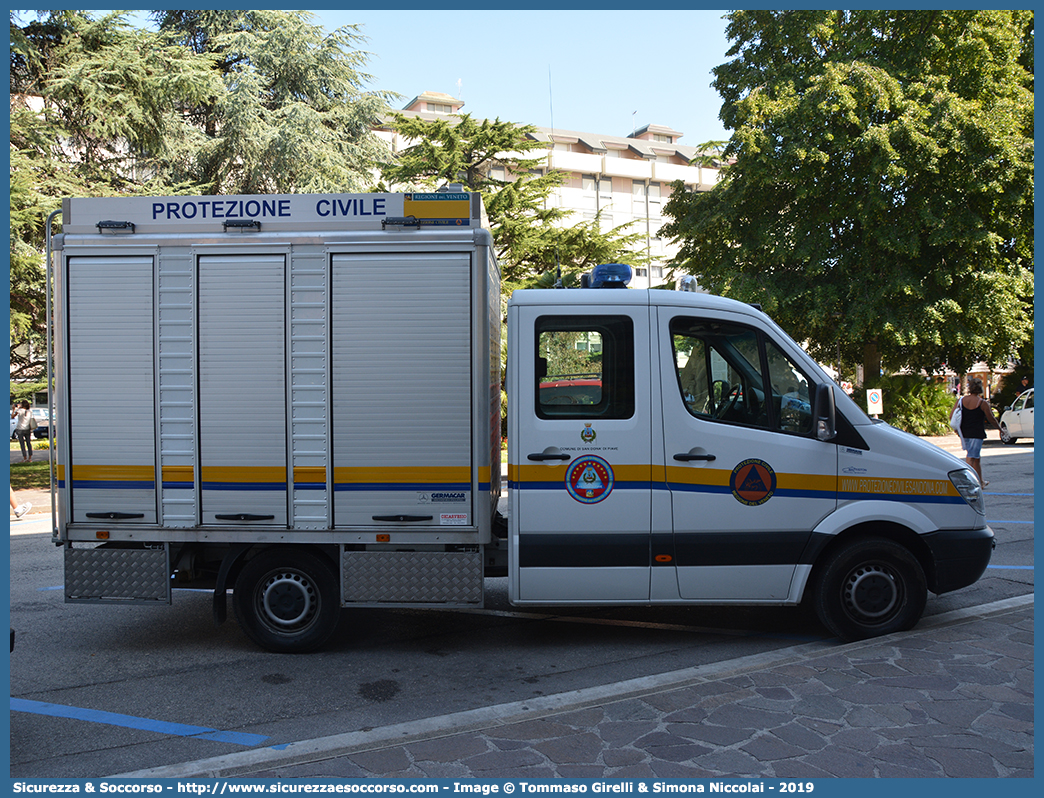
[536,316,634,419]
[671,318,813,435]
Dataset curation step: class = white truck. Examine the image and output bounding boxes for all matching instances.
[47,190,993,652]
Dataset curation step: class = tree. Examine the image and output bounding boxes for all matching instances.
[379,112,649,285]
[662,10,1034,381]
[10,10,220,380]
[154,10,393,194]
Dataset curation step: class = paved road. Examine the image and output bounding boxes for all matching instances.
[118,596,1033,779]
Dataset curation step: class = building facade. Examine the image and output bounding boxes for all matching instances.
[376,91,722,288]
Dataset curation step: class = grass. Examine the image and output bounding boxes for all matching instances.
[10,440,53,491]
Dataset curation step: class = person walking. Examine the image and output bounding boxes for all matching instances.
[11,401,34,462]
[952,377,1001,486]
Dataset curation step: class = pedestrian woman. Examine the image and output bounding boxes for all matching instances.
[11,400,34,463]
[951,378,1001,486]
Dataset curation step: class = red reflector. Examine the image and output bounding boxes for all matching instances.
[654,554,672,563]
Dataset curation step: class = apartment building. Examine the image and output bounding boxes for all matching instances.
[376,91,722,288]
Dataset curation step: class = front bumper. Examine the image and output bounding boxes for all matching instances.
[922,526,995,594]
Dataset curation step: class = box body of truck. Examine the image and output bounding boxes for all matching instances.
[51,192,501,651]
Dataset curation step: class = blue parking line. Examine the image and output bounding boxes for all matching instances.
[986,565,1034,570]
[10,697,268,747]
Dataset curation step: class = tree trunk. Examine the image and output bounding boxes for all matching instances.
[862,342,881,386]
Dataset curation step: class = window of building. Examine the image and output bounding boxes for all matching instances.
[653,133,673,143]
[536,316,635,420]
[427,102,453,114]
[632,181,647,216]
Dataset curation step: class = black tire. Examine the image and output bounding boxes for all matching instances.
[1000,423,1017,445]
[233,547,340,653]
[811,537,927,642]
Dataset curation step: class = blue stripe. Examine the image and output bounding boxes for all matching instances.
[987,519,1034,525]
[10,697,268,747]
[71,480,155,490]
[202,482,287,491]
[838,492,965,506]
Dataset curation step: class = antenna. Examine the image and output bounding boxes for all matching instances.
[549,66,562,289]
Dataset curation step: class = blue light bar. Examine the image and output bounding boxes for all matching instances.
[589,262,632,288]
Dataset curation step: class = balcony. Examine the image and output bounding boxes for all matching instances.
[547,150,605,174]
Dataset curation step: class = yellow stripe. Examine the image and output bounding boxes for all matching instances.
[70,465,155,481]
[293,466,327,484]
[403,196,471,219]
[201,466,287,483]
[515,463,652,483]
[839,476,959,498]
[161,466,194,482]
[333,466,471,485]
[777,472,838,493]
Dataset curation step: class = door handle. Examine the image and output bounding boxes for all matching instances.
[372,515,434,522]
[528,452,571,461]
[674,452,716,462]
[214,513,276,522]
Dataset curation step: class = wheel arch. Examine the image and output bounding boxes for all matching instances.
[807,521,935,596]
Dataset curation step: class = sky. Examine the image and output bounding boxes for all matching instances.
[74,7,734,148]
[311,9,733,146]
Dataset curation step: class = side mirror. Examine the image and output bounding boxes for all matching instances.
[815,383,837,441]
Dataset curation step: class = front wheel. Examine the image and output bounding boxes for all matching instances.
[233,547,340,653]
[1000,423,1017,445]
[811,537,927,642]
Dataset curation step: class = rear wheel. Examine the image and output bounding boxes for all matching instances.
[1000,423,1017,445]
[233,547,340,653]
[811,537,927,642]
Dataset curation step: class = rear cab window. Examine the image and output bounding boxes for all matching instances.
[535,316,634,420]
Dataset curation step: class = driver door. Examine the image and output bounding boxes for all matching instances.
[658,310,838,601]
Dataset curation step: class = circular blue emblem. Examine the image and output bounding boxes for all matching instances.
[565,455,615,504]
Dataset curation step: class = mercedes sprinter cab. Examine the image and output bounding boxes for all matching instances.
[506,263,993,642]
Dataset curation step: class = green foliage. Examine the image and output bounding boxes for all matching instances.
[662,10,1034,382]
[9,382,48,405]
[380,113,649,283]
[154,10,393,194]
[854,375,957,436]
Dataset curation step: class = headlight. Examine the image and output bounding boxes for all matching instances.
[949,469,985,515]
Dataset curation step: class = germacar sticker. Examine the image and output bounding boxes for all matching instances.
[730,459,776,506]
[418,492,467,503]
[440,513,468,526]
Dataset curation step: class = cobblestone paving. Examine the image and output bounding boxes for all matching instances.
[257,602,1032,779]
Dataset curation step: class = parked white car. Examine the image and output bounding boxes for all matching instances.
[1000,388,1033,445]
